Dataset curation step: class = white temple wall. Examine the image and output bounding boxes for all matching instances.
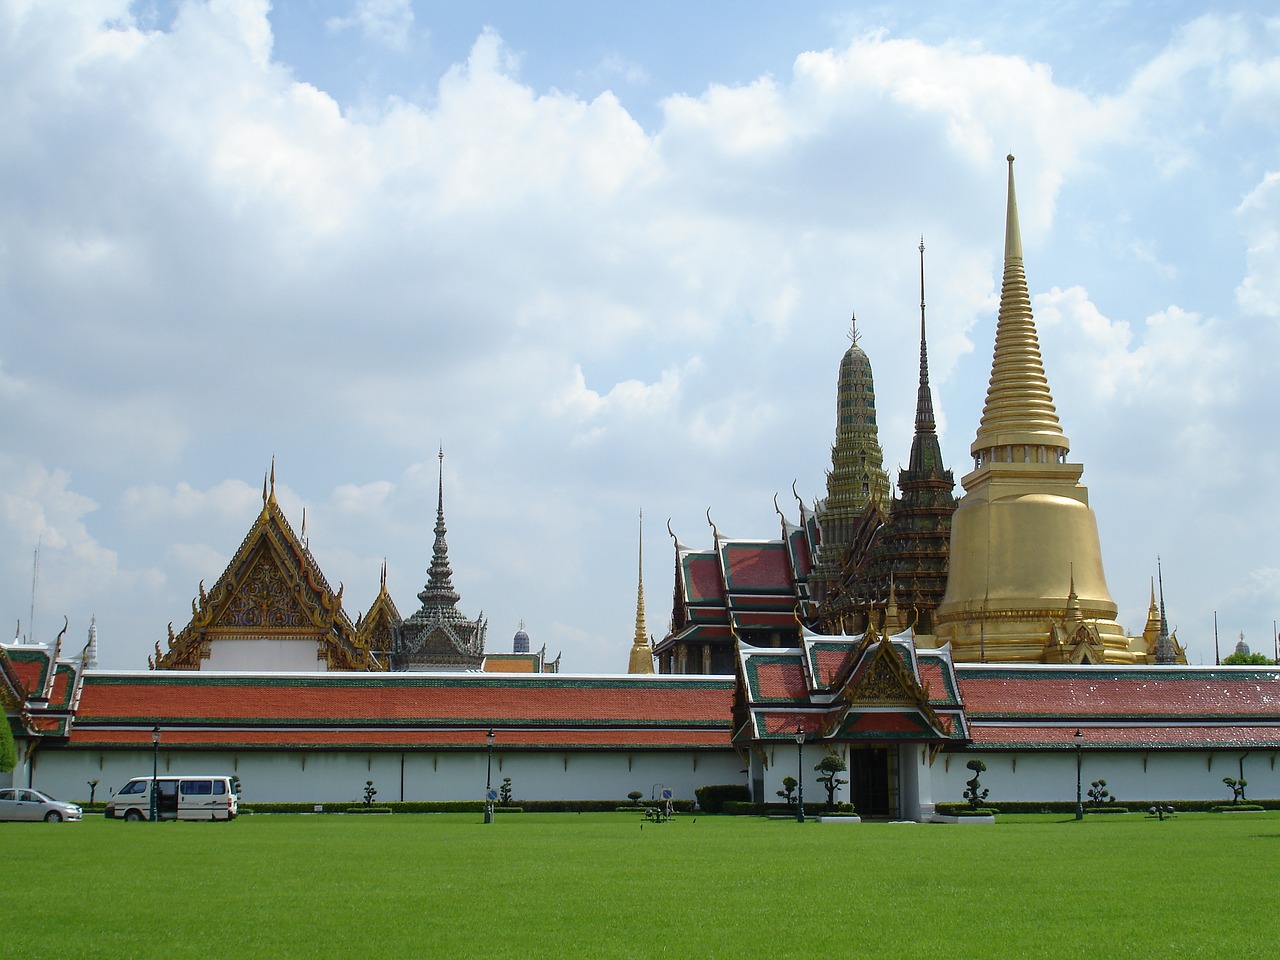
[23,743,1280,811]
[24,745,743,806]
[204,638,328,672]
[931,749,1280,806]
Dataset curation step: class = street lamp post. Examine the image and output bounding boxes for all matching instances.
[150,725,160,823]
[484,728,496,824]
[1074,728,1083,821]
[794,726,806,824]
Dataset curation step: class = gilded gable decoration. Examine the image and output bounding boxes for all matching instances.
[153,465,373,671]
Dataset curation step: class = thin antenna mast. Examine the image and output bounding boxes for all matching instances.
[28,536,41,644]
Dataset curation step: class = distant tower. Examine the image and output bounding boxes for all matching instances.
[810,316,891,608]
[934,156,1134,663]
[394,449,488,670]
[628,511,656,674]
[83,615,99,669]
[844,239,957,634]
[513,621,530,654]
[1154,560,1178,664]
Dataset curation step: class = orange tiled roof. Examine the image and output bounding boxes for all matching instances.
[969,723,1280,749]
[78,674,732,724]
[955,666,1280,719]
[68,673,735,750]
[67,726,731,749]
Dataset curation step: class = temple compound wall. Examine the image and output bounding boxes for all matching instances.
[23,746,742,808]
[18,739,1280,812]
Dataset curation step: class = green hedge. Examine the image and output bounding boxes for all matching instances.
[239,799,688,815]
[694,784,751,814]
[936,799,1280,815]
[721,801,856,816]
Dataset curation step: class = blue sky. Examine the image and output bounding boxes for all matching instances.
[2,1,1279,671]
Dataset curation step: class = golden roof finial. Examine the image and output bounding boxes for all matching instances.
[847,312,860,346]
[1005,154,1022,262]
[629,509,655,674]
[268,456,278,506]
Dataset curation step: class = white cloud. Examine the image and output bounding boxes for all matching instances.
[2,6,1279,671]
[325,0,414,50]
[332,480,395,515]
[1236,169,1280,318]
[121,480,262,524]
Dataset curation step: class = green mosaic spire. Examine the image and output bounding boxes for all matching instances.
[826,316,891,518]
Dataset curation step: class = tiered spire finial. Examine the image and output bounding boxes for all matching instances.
[628,509,655,674]
[909,236,939,464]
[1155,556,1176,664]
[971,154,1069,461]
[634,509,647,645]
[418,447,461,609]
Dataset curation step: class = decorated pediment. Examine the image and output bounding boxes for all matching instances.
[154,473,372,671]
[845,642,922,707]
[213,547,311,630]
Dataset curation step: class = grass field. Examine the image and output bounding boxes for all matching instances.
[6,811,1279,959]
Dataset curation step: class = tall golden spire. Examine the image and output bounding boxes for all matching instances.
[934,154,1133,664]
[628,509,655,674]
[971,156,1069,464]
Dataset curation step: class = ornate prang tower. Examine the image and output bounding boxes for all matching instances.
[393,449,488,671]
[847,239,957,634]
[810,316,892,612]
[934,156,1135,663]
[628,510,656,674]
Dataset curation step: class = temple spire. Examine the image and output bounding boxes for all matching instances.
[418,448,461,609]
[394,448,487,669]
[82,614,99,670]
[629,509,655,674]
[934,155,1125,663]
[1155,557,1175,664]
[908,237,940,470]
[971,154,1069,463]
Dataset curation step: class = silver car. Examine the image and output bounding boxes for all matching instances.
[0,787,83,822]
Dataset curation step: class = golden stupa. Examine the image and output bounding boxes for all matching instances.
[627,511,656,674]
[933,156,1139,664]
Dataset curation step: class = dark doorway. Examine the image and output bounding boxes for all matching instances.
[157,780,179,820]
[849,747,892,817]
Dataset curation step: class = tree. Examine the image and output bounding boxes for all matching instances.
[1223,777,1247,804]
[0,714,15,774]
[500,777,514,805]
[963,760,990,810]
[363,780,377,806]
[1222,651,1273,665]
[813,754,848,805]
[776,775,797,806]
[1087,779,1112,807]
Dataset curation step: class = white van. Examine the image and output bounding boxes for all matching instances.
[105,776,239,821]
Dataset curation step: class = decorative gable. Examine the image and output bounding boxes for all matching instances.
[153,475,372,672]
[215,548,310,630]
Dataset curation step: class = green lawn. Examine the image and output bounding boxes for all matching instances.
[6,811,1278,958]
